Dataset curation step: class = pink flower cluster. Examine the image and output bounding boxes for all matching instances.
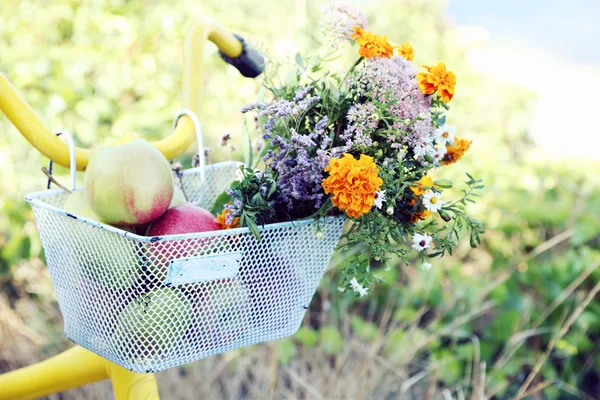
[349,56,434,150]
[321,2,369,43]
[342,103,378,148]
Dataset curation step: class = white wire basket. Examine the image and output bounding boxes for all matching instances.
[25,126,344,373]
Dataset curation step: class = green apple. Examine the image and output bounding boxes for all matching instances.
[184,277,250,350]
[113,287,193,359]
[64,191,140,290]
[63,190,100,220]
[169,186,187,208]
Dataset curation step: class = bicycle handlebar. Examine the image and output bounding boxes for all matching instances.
[0,18,264,171]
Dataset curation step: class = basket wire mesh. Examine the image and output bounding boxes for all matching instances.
[26,161,344,372]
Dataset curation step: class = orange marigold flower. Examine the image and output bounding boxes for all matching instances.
[216,205,240,229]
[410,175,438,196]
[408,198,432,222]
[397,42,414,61]
[411,210,432,223]
[442,138,472,165]
[350,26,394,59]
[416,62,456,102]
[322,153,383,218]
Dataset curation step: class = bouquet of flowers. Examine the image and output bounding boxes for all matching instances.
[213,2,484,296]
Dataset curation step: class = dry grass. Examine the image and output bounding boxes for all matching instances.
[0,279,493,400]
[1,231,597,399]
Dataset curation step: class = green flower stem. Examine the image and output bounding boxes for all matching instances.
[339,56,364,89]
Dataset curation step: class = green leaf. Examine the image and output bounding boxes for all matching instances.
[434,179,453,189]
[210,189,234,215]
[268,181,277,197]
[570,218,600,246]
[294,52,304,70]
[242,120,253,168]
[277,338,296,365]
[350,317,378,340]
[320,326,343,355]
[245,216,261,241]
[294,327,318,348]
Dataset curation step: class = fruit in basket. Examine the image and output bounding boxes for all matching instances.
[63,191,100,221]
[146,204,221,281]
[242,254,304,334]
[64,192,140,290]
[76,276,131,337]
[84,139,174,225]
[114,287,193,358]
[185,278,250,349]
[208,278,250,347]
[83,227,140,290]
[147,204,220,237]
[130,186,187,235]
[170,186,187,208]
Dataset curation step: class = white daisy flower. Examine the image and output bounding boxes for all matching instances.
[432,145,447,162]
[412,233,432,251]
[413,139,434,158]
[373,190,386,209]
[350,277,369,297]
[421,262,432,270]
[422,190,445,213]
[435,125,456,145]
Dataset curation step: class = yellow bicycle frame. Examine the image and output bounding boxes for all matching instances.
[0,346,159,400]
[0,18,243,170]
[0,17,249,399]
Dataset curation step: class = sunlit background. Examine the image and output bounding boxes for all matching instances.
[1,1,598,399]
[449,0,600,160]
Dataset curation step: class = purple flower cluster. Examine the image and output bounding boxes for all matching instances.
[241,88,319,119]
[240,86,336,213]
[320,2,369,43]
[223,198,243,226]
[259,105,333,212]
[263,129,331,211]
[349,56,434,148]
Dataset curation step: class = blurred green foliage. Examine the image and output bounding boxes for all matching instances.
[1,0,599,398]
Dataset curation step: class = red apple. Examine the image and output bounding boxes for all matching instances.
[144,205,249,351]
[146,204,220,237]
[145,204,220,283]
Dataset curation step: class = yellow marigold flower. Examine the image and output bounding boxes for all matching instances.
[350,26,394,59]
[410,175,438,196]
[417,62,456,102]
[442,138,472,165]
[397,42,414,61]
[216,204,240,229]
[322,153,383,218]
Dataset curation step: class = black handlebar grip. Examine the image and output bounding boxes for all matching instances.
[219,34,264,78]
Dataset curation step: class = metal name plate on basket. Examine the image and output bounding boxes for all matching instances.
[166,251,243,285]
[26,161,344,373]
